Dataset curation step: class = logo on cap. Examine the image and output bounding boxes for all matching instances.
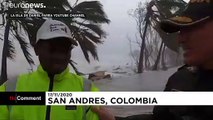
[49,23,68,33]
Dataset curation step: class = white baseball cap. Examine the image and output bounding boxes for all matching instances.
[36,19,78,46]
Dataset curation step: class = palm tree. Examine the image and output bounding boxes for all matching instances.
[0,0,110,84]
[0,0,36,85]
[32,0,110,62]
[135,0,186,73]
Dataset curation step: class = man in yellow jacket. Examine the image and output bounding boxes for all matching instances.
[0,19,114,120]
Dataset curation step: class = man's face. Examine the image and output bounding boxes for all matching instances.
[34,37,73,75]
[178,20,213,68]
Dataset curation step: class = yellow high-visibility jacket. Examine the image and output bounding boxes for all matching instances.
[2,65,99,120]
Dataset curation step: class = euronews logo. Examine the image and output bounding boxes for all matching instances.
[1,1,46,9]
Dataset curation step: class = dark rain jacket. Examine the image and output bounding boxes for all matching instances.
[153,65,213,120]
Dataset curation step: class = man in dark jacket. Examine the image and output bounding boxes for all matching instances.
[153,0,213,120]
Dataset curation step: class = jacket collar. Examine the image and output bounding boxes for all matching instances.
[37,65,69,82]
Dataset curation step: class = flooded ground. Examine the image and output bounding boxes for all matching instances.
[93,68,177,117]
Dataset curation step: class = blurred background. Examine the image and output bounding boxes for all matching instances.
[0,0,189,118]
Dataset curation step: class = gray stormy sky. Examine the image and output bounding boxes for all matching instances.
[0,0,190,76]
[2,0,142,75]
[72,0,142,72]
[71,0,189,72]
